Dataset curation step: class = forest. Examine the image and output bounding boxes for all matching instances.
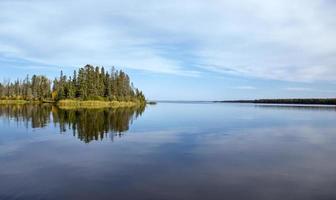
[216,98,336,105]
[0,64,146,103]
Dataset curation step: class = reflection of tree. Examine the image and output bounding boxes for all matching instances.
[52,106,145,143]
[0,104,145,143]
[0,104,51,128]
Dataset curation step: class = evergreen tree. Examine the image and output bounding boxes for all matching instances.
[0,65,146,103]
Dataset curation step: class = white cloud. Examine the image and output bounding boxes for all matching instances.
[284,87,312,92]
[233,86,257,90]
[284,87,335,94]
[0,0,335,81]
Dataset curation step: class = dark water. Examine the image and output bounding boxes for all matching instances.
[1,103,336,200]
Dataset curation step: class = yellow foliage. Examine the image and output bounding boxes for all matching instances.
[51,91,58,101]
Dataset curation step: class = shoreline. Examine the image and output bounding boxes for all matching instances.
[57,100,145,109]
[0,100,40,105]
[0,99,147,109]
[2,98,336,106]
[214,98,336,105]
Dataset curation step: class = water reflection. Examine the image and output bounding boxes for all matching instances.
[0,104,51,128]
[1,103,336,200]
[255,104,336,111]
[52,106,145,143]
[0,104,145,143]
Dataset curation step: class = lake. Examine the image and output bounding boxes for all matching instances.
[1,103,336,200]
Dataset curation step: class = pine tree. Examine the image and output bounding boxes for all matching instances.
[0,65,145,103]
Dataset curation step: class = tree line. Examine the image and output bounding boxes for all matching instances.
[216,98,336,105]
[0,75,51,101]
[0,64,145,102]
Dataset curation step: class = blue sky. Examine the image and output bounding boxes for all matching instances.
[0,0,335,100]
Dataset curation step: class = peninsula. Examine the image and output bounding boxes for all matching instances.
[0,64,146,108]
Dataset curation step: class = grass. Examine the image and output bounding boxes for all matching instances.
[0,99,145,109]
[56,100,144,109]
[0,100,30,104]
[0,99,53,105]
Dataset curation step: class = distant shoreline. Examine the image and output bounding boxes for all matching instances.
[215,98,336,105]
[155,98,336,105]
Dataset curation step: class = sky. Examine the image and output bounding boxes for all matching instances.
[0,0,335,100]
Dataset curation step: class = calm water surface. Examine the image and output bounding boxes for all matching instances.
[1,103,336,200]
